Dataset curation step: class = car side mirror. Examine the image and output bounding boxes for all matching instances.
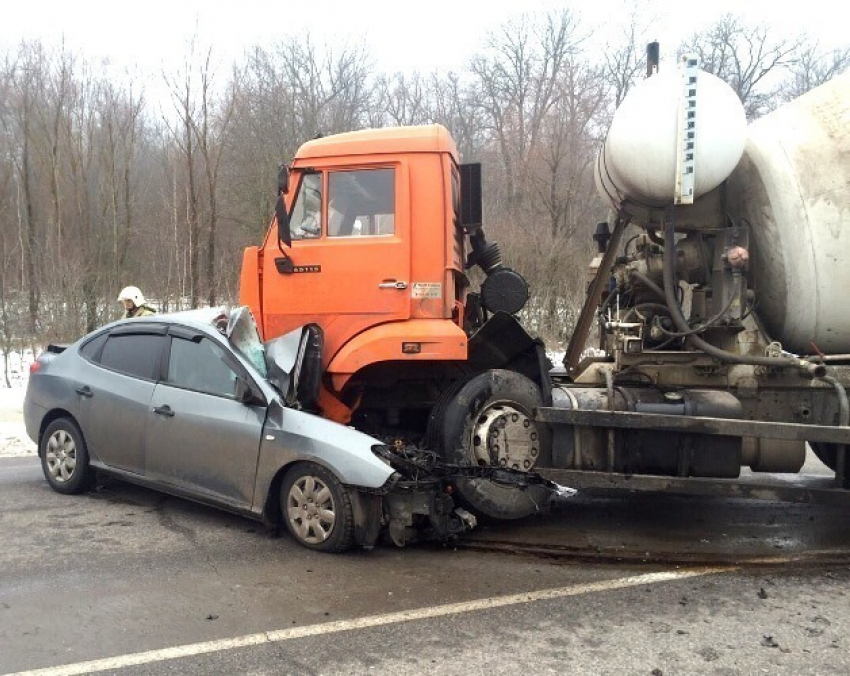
[235,376,263,406]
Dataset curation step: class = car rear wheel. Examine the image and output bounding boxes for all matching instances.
[280,462,355,553]
[40,417,94,495]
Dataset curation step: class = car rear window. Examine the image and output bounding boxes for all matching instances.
[79,332,108,361]
[98,334,165,380]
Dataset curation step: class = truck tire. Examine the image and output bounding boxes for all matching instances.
[430,369,551,521]
[810,443,849,488]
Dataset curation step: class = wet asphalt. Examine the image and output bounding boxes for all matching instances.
[2,455,850,675]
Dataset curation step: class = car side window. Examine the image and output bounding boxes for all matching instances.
[167,336,239,399]
[79,332,108,362]
[98,334,165,380]
[328,168,395,237]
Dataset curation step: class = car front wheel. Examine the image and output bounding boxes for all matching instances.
[40,417,94,495]
[280,462,355,553]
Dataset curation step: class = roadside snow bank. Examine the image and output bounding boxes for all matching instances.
[0,387,35,457]
[0,350,36,457]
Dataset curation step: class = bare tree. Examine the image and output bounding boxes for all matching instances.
[183,49,236,306]
[3,45,46,336]
[680,14,804,119]
[780,41,850,101]
[0,84,21,384]
[375,72,428,126]
[165,43,204,307]
[273,36,374,138]
[223,50,297,239]
[99,78,145,287]
[531,59,608,241]
[602,2,658,108]
[470,9,583,214]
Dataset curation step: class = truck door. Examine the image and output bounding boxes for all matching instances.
[261,166,411,359]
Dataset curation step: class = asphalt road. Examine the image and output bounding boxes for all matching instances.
[2,456,849,675]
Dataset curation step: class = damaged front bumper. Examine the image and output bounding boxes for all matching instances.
[366,444,576,548]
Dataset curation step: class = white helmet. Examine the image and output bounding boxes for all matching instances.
[117,286,145,306]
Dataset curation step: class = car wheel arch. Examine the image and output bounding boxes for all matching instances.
[39,409,82,454]
[261,457,346,525]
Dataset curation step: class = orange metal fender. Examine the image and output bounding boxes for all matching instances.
[327,319,468,393]
[317,384,357,425]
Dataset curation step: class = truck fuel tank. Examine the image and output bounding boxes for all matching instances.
[549,386,744,478]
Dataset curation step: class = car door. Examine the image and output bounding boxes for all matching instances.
[77,325,166,475]
[144,327,266,508]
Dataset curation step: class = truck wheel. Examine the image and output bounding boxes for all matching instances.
[39,417,95,495]
[810,443,849,488]
[280,462,355,553]
[431,369,551,521]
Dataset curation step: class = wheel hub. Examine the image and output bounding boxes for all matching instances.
[471,404,539,471]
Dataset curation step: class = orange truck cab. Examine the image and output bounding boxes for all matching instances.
[240,125,552,518]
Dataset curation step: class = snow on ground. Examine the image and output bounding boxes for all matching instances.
[0,351,37,458]
[0,386,35,458]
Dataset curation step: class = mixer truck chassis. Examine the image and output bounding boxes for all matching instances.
[241,56,850,521]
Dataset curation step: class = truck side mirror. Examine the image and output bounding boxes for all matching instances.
[277,163,290,195]
[459,163,482,228]
[276,163,292,249]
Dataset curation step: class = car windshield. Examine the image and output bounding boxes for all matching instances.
[226,306,268,378]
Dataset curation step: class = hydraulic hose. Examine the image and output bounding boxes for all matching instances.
[628,269,667,304]
[819,375,849,485]
[661,216,825,376]
[627,270,737,339]
[623,302,670,322]
[820,376,850,428]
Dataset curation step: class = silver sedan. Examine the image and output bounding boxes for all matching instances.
[24,308,473,552]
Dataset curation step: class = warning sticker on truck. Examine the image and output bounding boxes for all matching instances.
[411,282,442,299]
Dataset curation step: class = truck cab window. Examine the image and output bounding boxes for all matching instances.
[289,173,323,240]
[328,168,395,237]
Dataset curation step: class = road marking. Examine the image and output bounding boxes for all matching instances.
[7,567,728,676]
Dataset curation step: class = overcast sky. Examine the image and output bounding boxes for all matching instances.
[1,0,846,78]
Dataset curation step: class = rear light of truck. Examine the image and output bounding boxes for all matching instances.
[29,361,41,374]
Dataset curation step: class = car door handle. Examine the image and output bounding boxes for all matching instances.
[153,405,175,418]
[75,386,93,398]
[378,280,408,290]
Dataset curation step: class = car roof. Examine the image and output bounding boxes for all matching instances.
[99,307,227,335]
[85,309,276,398]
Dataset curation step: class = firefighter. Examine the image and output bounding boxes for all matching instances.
[117,286,157,319]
